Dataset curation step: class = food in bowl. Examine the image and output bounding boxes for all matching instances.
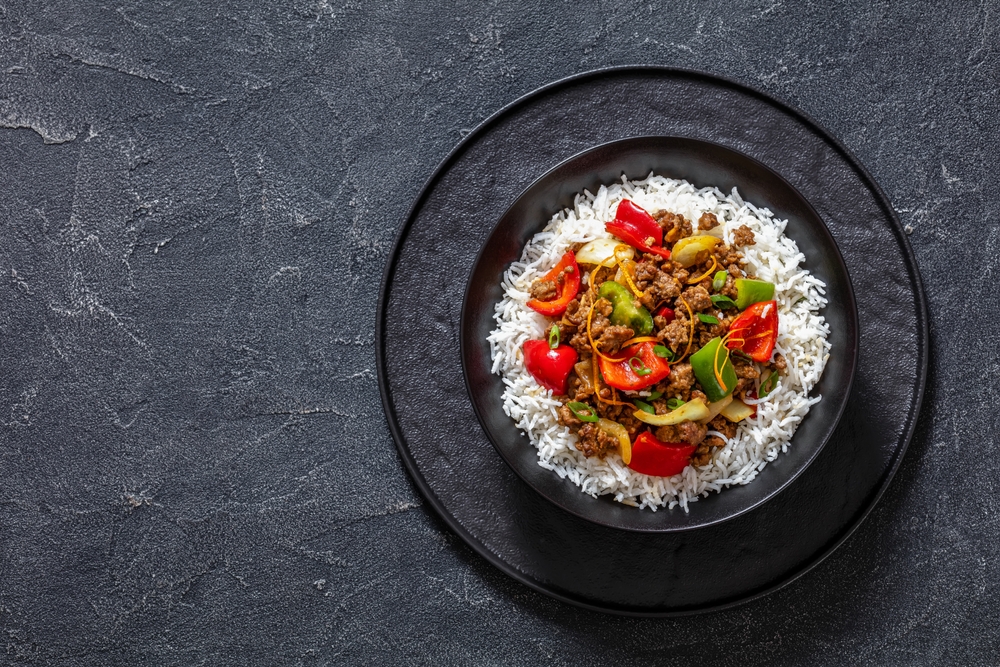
[487,174,830,511]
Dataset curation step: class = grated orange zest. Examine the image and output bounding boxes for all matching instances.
[614,244,644,298]
[686,256,718,285]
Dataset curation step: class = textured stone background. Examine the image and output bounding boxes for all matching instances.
[0,1,996,665]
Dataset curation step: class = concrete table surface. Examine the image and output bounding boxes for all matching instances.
[0,2,995,664]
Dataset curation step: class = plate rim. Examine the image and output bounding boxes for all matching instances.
[375,65,929,616]
[458,133,860,533]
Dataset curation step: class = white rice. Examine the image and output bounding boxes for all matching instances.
[487,173,831,511]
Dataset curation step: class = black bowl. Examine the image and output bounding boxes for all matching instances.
[460,136,858,532]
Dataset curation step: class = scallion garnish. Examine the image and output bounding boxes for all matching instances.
[628,356,652,376]
[698,313,720,325]
[566,401,599,422]
[648,390,663,400]
[667,398,685,410]
[548,324,560,349]
[653,344,674,360]
[710,294,737,309]
[712,270,727,291]
[633,400,656,415]
[760,370,779,397]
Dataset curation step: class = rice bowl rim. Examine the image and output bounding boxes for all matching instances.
[460,135,859,533]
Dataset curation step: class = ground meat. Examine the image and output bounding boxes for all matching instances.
[659,362,695,399]
[691,446,713,467]
[678,420,708,444]
[563,294,590,326]
[732,224,755,247]
[566,294,602,354]
[529,278,557,301]
[698,212,719,231]
[565,374,592,402]
[697,318,725,346]
[720,274,739,299]
[595,325,634,354]
[660,316,690,351]
[732,356,760,380]
[654,420,707,446]
[635,263,681,309]
[773,353,787,374]
[592,404,644,438]
[568,332,591,356]
[575,423,618,458]
[708,415,738,439]
[557,321,578,344]
[655,211,693,244]
[557,403,582,429]
[680,285,712,312]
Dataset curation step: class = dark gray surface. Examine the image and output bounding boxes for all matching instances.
[0,1,994,664]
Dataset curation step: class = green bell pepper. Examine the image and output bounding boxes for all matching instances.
[598,280,653,336]
[735,278,775,310]
[690,336,737,402]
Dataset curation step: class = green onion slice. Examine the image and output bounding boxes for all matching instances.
[666,397,685,410]
[548,324,560,349]
[712,271,727,291]
[652,344,674,360]
[710,294,737,309]
[697,313,720,325]
[633,400,656,415]
[628,356,652,376]
[566,401,599,422]
[647,390,663,400]
[760,371,779,397]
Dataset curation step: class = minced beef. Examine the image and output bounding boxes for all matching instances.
[575,423,618,458]
[659,362,695,399]
[698,211,720,231]
[681,285,713,311]
[529,278,557,301]
[732,224,755,247]
[596,325,634,354]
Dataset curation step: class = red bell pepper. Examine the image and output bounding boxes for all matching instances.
[523,335,578,395]
[627,431,696,477]
[726,300,778,363]
[526,251,581,317]
[597,341,670,391]
[605,200,671,260]
[653,305,675,324]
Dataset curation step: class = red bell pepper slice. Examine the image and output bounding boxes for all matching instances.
[653,305,675,324]
[523,339,578,394]
[726,300,778,363]
[525,251,581,317]
[627,431,696,477]
[597,341,670,391]
[605,200,671,260]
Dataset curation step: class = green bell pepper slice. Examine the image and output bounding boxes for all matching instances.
[690,336,737,402]
[598,280,653,335]
[735,278,775,310]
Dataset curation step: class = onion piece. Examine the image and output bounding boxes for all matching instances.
[577,238,634,267]
[699,395,734,424]
[671,235,721,268]
[633,398,710,425]
[597,418,632,464]
[573,359,595,394]
[720,398,754,422]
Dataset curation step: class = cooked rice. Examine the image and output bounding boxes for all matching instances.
[487,173,831,511]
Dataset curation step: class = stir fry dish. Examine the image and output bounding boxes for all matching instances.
[521,200,786,477]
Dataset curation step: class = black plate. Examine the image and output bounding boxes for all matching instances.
[376,67,927,615]
[461,136,859,532]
